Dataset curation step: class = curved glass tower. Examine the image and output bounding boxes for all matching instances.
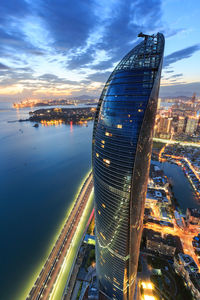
[92,33,164,300]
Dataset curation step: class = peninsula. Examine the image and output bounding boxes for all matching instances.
[20,107,96,125]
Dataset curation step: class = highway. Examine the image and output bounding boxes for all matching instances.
[153,137,200,148]
[26,172,93,300]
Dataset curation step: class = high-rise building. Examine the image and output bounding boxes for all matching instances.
[157,117,172,134]
[184,116,198,135]
[177,116,185,133]
[155,116,172,138]
[92,33,164,300]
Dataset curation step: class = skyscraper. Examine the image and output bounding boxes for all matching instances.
[92,33,164,300]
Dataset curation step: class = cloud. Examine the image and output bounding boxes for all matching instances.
[0,63,10,70]
[95,0,162,62]
[66,48,95,69]
[163,73,183,81]
[0,0,199,100]
[160,82,200,97]
[164,44,200,67]
[87,71,111,83]
[162,28,185,39]
[39,0,98,50]
[170,73,183,78]
[0,66,34,86]
[58,0,163,70]
[90,59,115,71]
[38,73,79,85]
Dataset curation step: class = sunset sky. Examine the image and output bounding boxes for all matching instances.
[0,0,200,101]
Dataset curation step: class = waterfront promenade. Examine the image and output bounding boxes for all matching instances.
[26,172,93,300]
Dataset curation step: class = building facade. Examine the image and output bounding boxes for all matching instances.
[186,208,200,229]
[184,116,198,135]
[92,33,164,300]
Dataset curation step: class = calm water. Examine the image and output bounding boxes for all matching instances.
[153,160,200,212]
[0,102,93,300]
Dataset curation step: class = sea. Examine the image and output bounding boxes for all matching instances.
[0,101,199,300]
[0,102,93,300]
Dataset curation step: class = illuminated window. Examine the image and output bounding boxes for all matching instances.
[102,203,106,208]
[105,131,112,137]
[128,114,131,118]
[101,140,105,144]
[117,124,122,129]
[113,278,120,285]
[98,210,101,215]
[101,144,104,148]
[100,232,106,240]
[138,109,143,112]
[96,153,99,158]
[130,120,133,122]
[103,159,110,165]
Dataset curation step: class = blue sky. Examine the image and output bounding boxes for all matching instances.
[0,0,200,101]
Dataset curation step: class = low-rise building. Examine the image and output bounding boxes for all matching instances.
[174,253,200,299]
[186,208,200,229]
[145,229,176,256]
[189,273,200,300]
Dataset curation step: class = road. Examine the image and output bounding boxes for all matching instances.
[153,137,200,148]
[26,172,93,300]
[144,221,200,271]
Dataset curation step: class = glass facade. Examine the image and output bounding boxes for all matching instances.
[92,33,164,300]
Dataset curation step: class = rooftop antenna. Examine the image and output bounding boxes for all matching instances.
[138,32,155,40]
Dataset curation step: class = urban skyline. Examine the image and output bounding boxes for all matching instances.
[0,0,200,101]
[1,2,200,300]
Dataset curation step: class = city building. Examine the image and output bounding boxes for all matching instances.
[92,33,165,299]
[188,273,200,300]
[186,208,200,229]
[155,116,172,139]
[184,116,198,135]
[145,229,177,256]
[177,116,185,134]
[174,254,200,299]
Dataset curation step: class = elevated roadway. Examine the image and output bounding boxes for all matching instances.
[27,172,93,300]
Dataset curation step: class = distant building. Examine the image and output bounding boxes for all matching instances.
[157,117,172,133]
[177,116,185,134]
[184,116,198,135]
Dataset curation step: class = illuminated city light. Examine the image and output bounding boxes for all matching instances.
[105,131,112,137]
[103,159,110,165]
[143,296,156,300]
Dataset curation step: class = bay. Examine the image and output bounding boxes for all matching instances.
[152,160,200,213]
[0,102,93,300]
